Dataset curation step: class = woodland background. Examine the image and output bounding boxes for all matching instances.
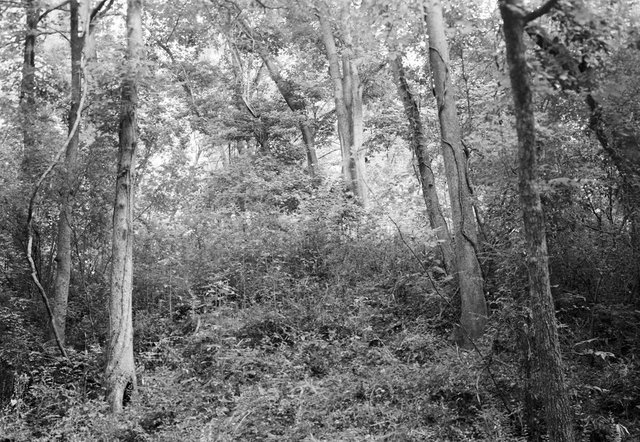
[1,0,640,440]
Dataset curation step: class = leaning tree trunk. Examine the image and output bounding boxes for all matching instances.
[260,51,319,177]
[105,0,141,413]
[424,0,486,341]
[51,0,85,346]
[500,0,575,440]
[318,9,367,206]
[236,14,319,177]
[389,54,455,274]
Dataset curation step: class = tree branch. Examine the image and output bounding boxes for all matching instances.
[524,0,558,23]
[90,0,116,22]
[38,0,70,22]
[253,0,286,9]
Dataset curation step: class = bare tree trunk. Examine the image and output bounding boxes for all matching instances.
[105,0,141,413]
[425,0,486,341]
[318,9,367,206]
[500,0,575,440]
[389,54,455,273]
[51,0,86,346]
[342,52,367,204]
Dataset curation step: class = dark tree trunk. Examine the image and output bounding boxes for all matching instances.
[500,1,575,440]
[389,54,455,273]
[19,0,40,181]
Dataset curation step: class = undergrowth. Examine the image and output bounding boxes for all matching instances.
[2,198,639,441]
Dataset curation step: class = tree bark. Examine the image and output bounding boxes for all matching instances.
[318,8,367,206]
[389,54,455,273]
[14,0,43,300]
[51,0,85,346]
[105,0,141,413]
[500,0,575,440]
[19,0,40,181]
[424,0,486,341]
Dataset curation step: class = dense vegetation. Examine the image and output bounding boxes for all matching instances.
[1,0,639,440]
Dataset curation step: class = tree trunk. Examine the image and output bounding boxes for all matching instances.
[105,0,141,413]
[425,0,486,341]
[500,1,575,440]
[301,121,319,176]
[14,0,42,300]
[389,54,455,273]
[19,0,40,181]
[51,0,85,346]
[318,9,367,206]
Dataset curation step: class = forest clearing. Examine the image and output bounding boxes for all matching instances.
[1,0,640,440]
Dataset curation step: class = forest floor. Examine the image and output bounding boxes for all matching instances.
[2,275,640,441]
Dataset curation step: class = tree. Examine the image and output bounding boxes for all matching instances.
[318,3,367,206]
[424,0,486,341]
[587,58,640,302]
[18,0,41,182]
[499,0,575,440]
[105,0,142,413]
[50,0,84,346]
[389,54,454,273]
[521,1,640,302]
[234,15,319,177]
[51,0,115,346]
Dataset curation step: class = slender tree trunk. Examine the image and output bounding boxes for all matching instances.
[14,0,42,299]
[318,9,367,206]
[105,0,141,413]
[301,122,318,176]
[424,0,486,341]
[389,54,455,273]
[500,1,575,440]
[51,0,86,346]
[19,0,40,181]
